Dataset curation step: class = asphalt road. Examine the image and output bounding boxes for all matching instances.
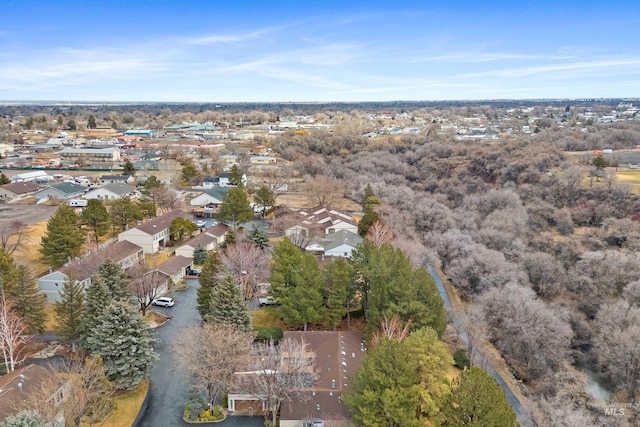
[133,279,263,427]
[428,266,537,427]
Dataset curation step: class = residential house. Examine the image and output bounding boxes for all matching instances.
[99,175,135,185]
[0,181,39,201]
[202,172,248,188]
[174,223,229,258]
[118,210,183,254]
[59,147,120,166]
[228,331,364,427]
[0,364,70,426]
[189,187,229,207]
[156,255,192,284]
[305,230,363,258]
[84,182,138,200]
[130,270,170,304]
[174,232,218,259]
[34,182,86,201]
[38,240,144,302]
[275,206,358,243]
[249,155,277,165]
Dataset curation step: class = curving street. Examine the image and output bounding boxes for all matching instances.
[133,279,262,427]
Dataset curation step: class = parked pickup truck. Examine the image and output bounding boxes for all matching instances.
[259,296,277,306]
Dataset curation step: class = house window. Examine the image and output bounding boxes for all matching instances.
[229,399,234,410]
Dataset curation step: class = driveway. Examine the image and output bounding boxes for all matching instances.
[134,279,263,427]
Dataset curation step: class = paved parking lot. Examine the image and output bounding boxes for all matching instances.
[0,205,57,228]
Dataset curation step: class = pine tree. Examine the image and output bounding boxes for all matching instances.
[219,229,236,251]
[197,252,223,319]
[0,173,10,185]
[10,265,46,334]
[228,164,244,187]
[271,239,323,331]
[322,257,353,330]
[253,186,275,217]
[247,225,269,249]
[97,261,128,300]
[440,367,517,427]
[87,300,157,390]
[0,410,48,427]
[39,205,85,268]
[81,199,110,247]
[54,277,85,352]
[205,272,252,331]
[80,277,112,353]
[193,245,208,265]
[0,249,18,293]
[88,114,97,129]
[108,196,142,232]
[217,187,254,230]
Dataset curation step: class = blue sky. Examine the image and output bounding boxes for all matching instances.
[1,0,639,102]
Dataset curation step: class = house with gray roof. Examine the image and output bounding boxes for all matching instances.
[85,182,138,200]
[38,240,144,302]
[156,255,192,283]
[35,182,86,201]
[305,229,363,258]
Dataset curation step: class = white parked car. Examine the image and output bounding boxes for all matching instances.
[259,296,277,306]
[196,220,206,228]
[152,297,174,307]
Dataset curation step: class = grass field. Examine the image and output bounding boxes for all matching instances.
[80,379,149,427]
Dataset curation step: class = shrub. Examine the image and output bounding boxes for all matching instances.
[454,348,471,370]
[254,326,284,341]
[213,405,224,418]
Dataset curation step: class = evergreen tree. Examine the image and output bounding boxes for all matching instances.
[108,196,142,232]
[247,225,268,249]
[88,114,97,129]
[87,300,157,390]
[39,205,85,268]
[80,277,112,353]
[137,198,156,218]
[205,272,252,331]
[0,410,48,427]
[10,265,46,334]
[197,252,223,319]
[358,184,381,237]
[0,249,18,292]
[344,327,451,427]
[228,164,244,187]
[217,187,254,230]
[271,239,323,330]
[54,276,85,352]
[81,199,110,247]
[0,173,10,185]
[97,261,129,300]
[351,241,446,336]
[122,160,136,176]
[181,163,201,186]
[141,175,164,209]
[193,245,208,265]
[322,257,353,330]
[169,217,198,243]
[440,367,517,427]
[253,185,275,217]
[219,229,236,251]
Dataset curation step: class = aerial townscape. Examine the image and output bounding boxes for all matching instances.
[1,1,639,427]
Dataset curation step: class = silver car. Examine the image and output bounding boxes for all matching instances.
[152,297,175,307]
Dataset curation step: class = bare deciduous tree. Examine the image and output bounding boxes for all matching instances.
[173,323,254,406]
[18,355,114,427]
[128,266,167,316]
[156,186,183,212]
[305,175,345,206]
[365,221,394,248]
[0,220,29,255]
[253,166,290,202]
[242,337,317,426]
[0,294,30,373]
[370,315,411,347]
[219,241,271,303]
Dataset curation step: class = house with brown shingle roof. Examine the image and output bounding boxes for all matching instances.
[228,331,364,427]
[0,364,70,424]
[117,210,183,254]
[0,181,40,201]
[37,240,144,302]
[156,255,192,283]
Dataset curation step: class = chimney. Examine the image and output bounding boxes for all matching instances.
[17,382,23,392]
[48,267,53,274]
